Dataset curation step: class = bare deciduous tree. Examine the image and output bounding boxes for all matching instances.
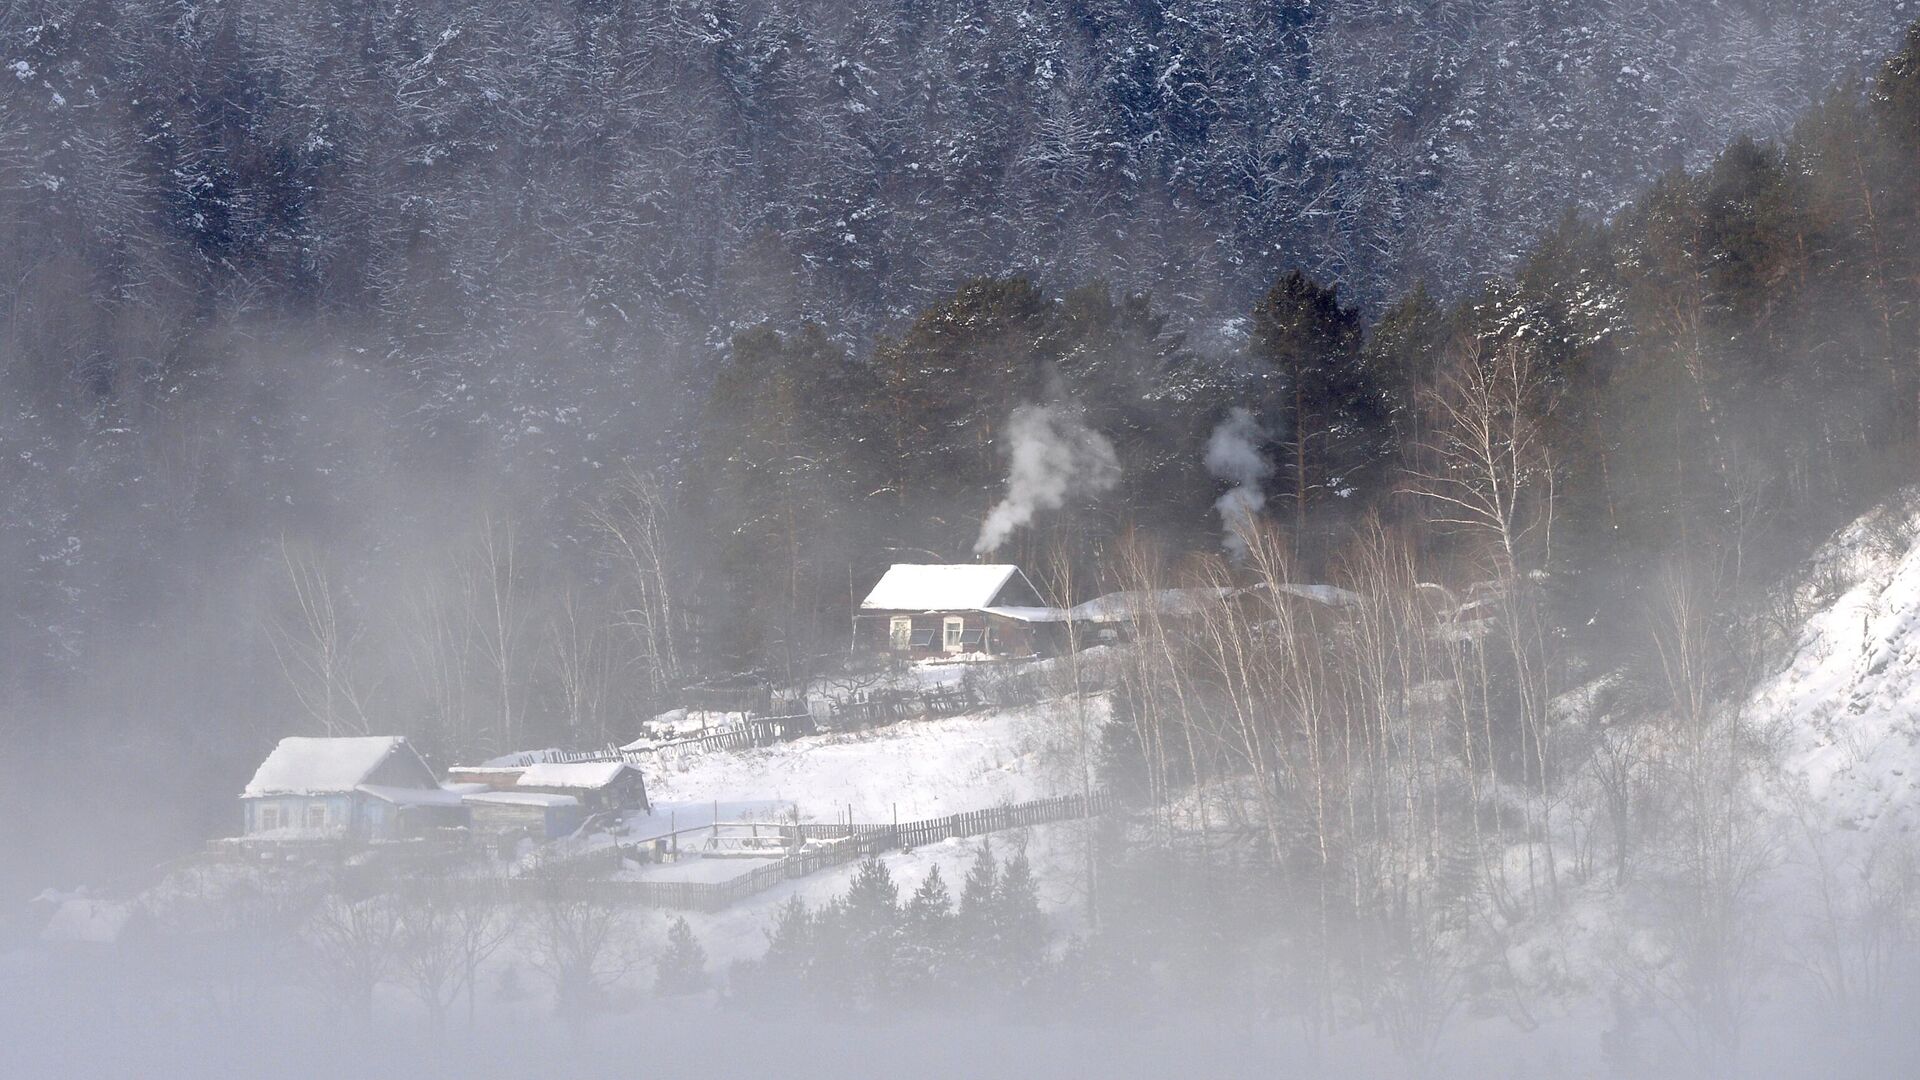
[586,464,684,699]
[527,881,635,1015]
[394,880,514,1036]
[304,892,401,1030]
[544,587,620,746]
[267,538,374,736]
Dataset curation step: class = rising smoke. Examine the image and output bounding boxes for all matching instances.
[974,404,1122,555]
[1204,407,1271,555]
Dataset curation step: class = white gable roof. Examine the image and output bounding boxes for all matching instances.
[860,564,1032,611]
[516,762,637,790]
[243,736,426,797]
[356,784,468,807]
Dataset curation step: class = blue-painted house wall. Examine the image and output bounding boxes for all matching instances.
[242,792,400,840]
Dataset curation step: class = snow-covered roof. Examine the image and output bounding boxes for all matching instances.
[356,784,468,807]
[243,736,429,797]
[1256,582,1362,608]
[1071,588,1234,622]
[860,564,1032,611]
[463,791,580,809]
[981,606,1068,623]
[1070,583,1360,622]
[516,762,638,790]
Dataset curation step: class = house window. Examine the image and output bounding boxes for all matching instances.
[943,616,966,653]
[889,616,913,651]
[306,804,328,830]
[259,806,281,831]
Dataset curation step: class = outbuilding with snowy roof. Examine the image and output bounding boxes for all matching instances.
[514,760,649,813]
[855,563,1066,659]
[462,790,586,840]
[240,735,465,841]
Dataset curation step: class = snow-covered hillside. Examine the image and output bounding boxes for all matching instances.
[1752,502,1920,839]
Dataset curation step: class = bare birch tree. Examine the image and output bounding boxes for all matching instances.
[586,464,684,699]
[267,538,374,736]
[1405,336,1563,907]
[544,587,620,746]
[471,511,527,754]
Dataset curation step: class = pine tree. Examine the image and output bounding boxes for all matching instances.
[994,852,1049,978]
[953,843,1003,991]
[868,278,1056,553]
[957,842,999,935]
[655,916,710,996]
[905,864,955,934]
[1247,269,1391,565]
[843,855,901,932]
[824,855,903,1004]
[1362,281,1449,462]
[761,896,814,982]
[690,322,871,674]
[898,865,957,1002]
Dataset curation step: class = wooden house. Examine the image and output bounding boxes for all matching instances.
[855,564,1067,660]
[514,761,650,814]
[240,736,466,841]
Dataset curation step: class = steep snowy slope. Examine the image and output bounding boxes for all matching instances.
[1751,501,1920,838]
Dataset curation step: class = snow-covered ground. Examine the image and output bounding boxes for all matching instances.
[643,700,1096,825]
[1752,503,1920,839]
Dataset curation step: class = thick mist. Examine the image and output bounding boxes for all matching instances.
[9,3,1920,1079]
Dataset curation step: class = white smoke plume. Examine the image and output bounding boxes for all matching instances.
[974,404,1122,554]
[1206,407,1271,554]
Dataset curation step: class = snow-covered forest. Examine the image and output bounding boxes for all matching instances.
[12,3,1920,1077]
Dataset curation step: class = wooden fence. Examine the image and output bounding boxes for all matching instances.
[508,791,1112,912]
[792,792,1110,848]
[502,673,1049,771]
[498,714,817,769]
[826,669,1051,731]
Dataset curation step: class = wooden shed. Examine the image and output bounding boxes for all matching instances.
[854,564,1067,660]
